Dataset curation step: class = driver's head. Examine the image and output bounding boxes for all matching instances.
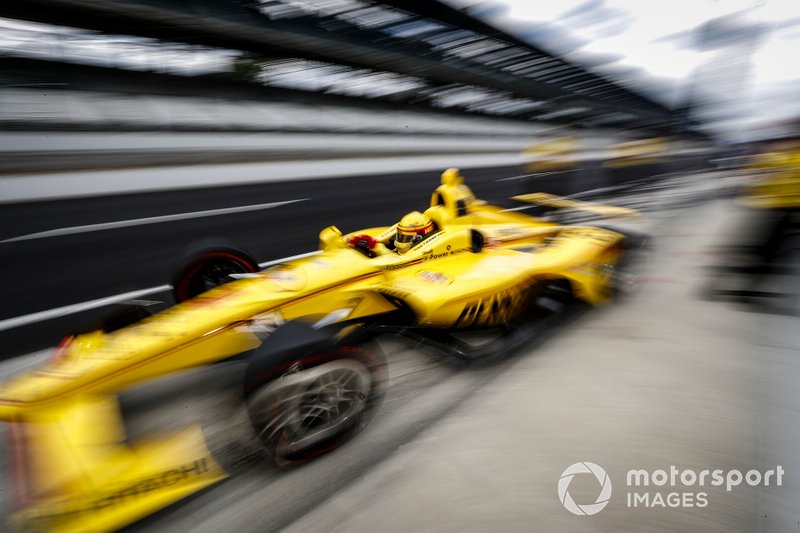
[395,211,434,254]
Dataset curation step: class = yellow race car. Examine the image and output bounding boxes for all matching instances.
[0,168,645,531]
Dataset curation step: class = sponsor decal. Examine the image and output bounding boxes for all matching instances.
[425,247,471,262]
[454,280,536,326]
[383,259,424,271]
[263,265,306,291]
[92,459,211,511]
[417,271,451,285]
[264,266,299,283]
[16,459,215,527]
[310,258,333,269]
[419,232,444,246]
[425,251,451,261]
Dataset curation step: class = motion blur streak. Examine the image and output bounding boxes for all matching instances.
[0,0,798,531]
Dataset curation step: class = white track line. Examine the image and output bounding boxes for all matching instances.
[258,251,320,269]
[0,286,171,332]
[495,174,539,181]
[0,251,321,332]
[2,199,309,243]
[500,205,534,212]
[496,167,587,182]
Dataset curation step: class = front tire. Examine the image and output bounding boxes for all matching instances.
[244,344,386,467]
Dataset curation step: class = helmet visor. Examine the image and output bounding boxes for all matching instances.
[396,225,433,243]
[396,230,420,243]
[396,220,433,243]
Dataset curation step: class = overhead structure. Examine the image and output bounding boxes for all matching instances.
[0,0,692,134]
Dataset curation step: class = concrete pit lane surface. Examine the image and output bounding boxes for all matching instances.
[1,168,798,532]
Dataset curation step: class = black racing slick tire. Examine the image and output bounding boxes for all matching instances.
[171,241,259,303]
[243,334,387,468]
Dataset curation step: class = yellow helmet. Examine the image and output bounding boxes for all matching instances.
[395,211,434,253]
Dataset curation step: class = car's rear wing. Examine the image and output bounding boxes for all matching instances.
[511,192,638,218]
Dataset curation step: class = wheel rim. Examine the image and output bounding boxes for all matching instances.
[249,359,372,457]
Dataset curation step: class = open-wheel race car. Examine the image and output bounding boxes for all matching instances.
[0,168,646,531]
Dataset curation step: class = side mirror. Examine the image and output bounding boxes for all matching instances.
[319,226,344,251]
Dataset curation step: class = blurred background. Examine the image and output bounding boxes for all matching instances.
[0,0,798,531]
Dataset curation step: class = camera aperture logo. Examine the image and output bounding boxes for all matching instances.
[558,462,612,516]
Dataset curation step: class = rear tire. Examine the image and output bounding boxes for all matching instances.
[171,241,258,302]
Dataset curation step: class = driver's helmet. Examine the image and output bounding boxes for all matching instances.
[395,211,435,254]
